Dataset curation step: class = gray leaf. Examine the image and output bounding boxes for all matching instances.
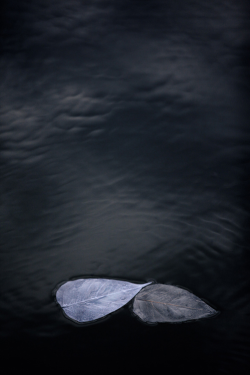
[133,284,218,323]
[56,278,151,323]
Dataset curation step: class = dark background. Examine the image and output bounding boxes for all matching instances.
[1,1,250,373]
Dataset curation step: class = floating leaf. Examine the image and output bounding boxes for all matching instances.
[56,278,151,323]
[133,284,218,323]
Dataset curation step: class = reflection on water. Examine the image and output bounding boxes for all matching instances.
[1,0,250,373]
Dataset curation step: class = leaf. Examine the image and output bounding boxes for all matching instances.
[133,284,218,323]
[56,278,151,323]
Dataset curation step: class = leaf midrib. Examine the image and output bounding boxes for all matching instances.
[62,285,148,308]
[137,299,204,311]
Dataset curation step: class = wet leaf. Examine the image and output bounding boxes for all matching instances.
[56,278,151,323]
[133,284,218,323]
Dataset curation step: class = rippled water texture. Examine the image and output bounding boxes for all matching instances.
[1,0,250,373]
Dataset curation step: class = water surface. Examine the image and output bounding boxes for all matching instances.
[1,1,250,373]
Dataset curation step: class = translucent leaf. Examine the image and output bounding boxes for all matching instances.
[133,284,218,323]
[56,278,151,323]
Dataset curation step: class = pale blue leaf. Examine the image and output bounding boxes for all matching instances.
[56,278,151,323]
[133,284,218,323]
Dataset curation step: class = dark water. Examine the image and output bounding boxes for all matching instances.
[1,1,250,373]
